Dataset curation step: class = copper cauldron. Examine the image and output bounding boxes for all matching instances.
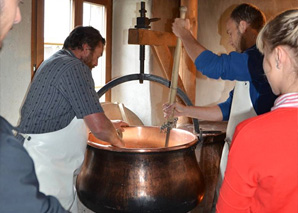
[76,126,205,213]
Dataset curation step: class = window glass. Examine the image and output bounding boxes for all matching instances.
[83,2,106,95]
[44,0,73,60]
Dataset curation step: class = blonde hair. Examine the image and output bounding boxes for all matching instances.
[257,9,298,58]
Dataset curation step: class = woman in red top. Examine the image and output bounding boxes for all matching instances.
[216,9,298,213]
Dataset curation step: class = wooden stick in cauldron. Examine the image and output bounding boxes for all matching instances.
[163,6,187,147]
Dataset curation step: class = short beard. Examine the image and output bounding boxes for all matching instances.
[234,30,245,53]
[81,51,94,70]
[239,35,246,53]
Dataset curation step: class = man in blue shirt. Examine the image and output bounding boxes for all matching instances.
[163,4,277,212]
[163,3,276,125]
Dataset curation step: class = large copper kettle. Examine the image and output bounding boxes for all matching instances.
[76,126,205,213]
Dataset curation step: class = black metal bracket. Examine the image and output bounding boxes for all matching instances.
[135,2,160,29]
[134,1,160,84]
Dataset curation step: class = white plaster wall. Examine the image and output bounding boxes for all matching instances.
[0,1,32,126]
[111,0,152,125]
[196,1,236,107]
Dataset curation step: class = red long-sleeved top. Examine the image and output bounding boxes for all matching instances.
[216,107,298,212]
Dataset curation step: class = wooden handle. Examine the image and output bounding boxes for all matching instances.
[168,6,187,115]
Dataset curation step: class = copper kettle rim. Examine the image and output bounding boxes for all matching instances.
[87,126,198,153]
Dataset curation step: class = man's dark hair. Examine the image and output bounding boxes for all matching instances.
[63,26,106,50]
[231,3,266,32]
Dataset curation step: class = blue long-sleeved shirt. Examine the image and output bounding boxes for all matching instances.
[195,45,277,120]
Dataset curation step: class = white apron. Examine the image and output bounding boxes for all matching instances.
[23,117,88,213]
[220,81,257,180]
[212,81,257,212]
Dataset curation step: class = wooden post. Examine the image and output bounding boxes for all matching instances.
[181,0,198,105]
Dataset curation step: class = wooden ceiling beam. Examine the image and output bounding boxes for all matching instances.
[128,29,177,46]
[128,29,187,94]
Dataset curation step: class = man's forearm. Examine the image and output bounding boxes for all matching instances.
[179,29,207,62]
[84,112,124,147]
[185,105,223,121]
